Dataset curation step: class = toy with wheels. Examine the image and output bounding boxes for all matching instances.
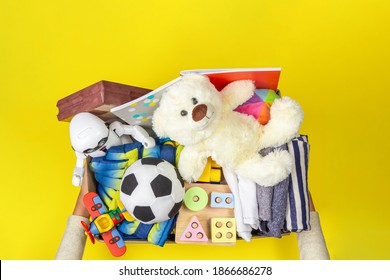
[82,192,129,257]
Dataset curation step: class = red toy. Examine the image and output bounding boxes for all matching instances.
[81,192,127,257]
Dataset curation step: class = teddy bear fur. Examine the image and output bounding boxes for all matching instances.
[152,74,304,187]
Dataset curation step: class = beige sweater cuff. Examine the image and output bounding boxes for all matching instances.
[55,215,90,260]
[297,211,330,260]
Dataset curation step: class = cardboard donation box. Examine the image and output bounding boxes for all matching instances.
[58,70,312,257]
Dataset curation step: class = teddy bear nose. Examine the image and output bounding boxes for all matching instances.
[192,104,208,122]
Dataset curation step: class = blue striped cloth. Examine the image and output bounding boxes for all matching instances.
[284,135,311,232]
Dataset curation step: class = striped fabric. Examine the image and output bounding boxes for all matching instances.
[284,135,311,232]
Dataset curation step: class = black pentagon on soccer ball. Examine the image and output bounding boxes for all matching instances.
[141,157,164,166]
[121,173,138,196]
[133,206,156,223]
[168,201,183,218]
[174,166,185,188]
[151,174,172,197]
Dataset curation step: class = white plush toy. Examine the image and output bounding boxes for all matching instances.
[152,74,303,187]
[70,112,155,186]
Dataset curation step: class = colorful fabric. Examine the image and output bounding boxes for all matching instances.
[90,139,182,246]
[234,89,280,125]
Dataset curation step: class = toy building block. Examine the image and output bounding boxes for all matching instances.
[211,217,237,243]
[179,216,208,242]
[210,192,234,208]
[184,186,209,212]
[57,80,151,123]
[175,183,235,244]
[197,157,222,183]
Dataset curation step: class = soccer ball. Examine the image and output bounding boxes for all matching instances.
[120,157,185,224]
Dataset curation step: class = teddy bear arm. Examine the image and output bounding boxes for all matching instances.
[220,80,255,110]
[178,147,208,183]
[259,96,304,148]
[236,149,293,187]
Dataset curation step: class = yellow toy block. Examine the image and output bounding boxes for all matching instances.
[211,217,236,243]
[197,157,222,183]
[210,168,222,182]
[210,160,221,169]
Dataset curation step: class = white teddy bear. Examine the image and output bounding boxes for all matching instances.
[152,74,304,187]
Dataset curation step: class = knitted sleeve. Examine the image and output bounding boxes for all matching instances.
[297,211,330,260]
[55,215,90,260]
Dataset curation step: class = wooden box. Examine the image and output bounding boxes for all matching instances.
[56,80,151,123]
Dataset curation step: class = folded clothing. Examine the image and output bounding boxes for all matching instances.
[284,135,311,232]
[232,135,311,239]
[256,135,311,236]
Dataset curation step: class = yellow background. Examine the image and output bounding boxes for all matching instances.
[1,0,389,260]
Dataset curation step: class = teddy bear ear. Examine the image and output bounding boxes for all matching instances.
[151,107,167,138]
[182,73,210,82]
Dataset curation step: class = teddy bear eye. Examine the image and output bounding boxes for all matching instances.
[181,110,188,116]
[192,98,198,105]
